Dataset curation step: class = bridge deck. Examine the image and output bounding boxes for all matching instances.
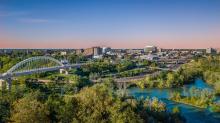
[92,71,161,83]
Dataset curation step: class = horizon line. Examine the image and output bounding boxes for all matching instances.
[0,47,219,50]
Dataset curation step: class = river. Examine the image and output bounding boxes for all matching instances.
[127,79,220,123]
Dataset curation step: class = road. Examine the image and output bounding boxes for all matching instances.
[92,65,181,83]
[92,71,162,83]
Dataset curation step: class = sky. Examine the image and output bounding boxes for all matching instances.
[0,0,220,49]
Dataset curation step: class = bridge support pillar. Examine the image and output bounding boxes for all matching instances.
[6,78,12,91]
[117,82,127,97]
[0,78,12,91]
[117,83,122,90]
[117,82,127,90]
[0,79,6,91]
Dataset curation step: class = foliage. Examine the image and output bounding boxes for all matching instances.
[136,71,185,89]
[214,82,220,94]
[135,55,220,90]
[144,97,166,112]
[210,103,220,113]
[0,95,11,123]
[116,60,136,72]
[0,53,189,123]
[191,56,220,93]
[117,68,145,78]
[71,84,142,123]
[170,87,215,109]
[0,51,46,73]
[10,91,50,123]
[0,81,186,123]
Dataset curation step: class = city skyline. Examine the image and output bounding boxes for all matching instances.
[1,0,220,49]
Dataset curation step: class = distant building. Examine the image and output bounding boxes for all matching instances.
[144,46,157,53]
[206,48,217,54]
[102,47,111,54]
[140,54,159,61]
[111,49,126,57]
[60,60,69,65]
[83,48,94,56]
[60,51,67,56]
[83,47,102,57]
[76,49,84,55]
[3,49,13,55]
[126,49,143,54]
[159,48,206,53]
[93,55,103,59]
[45,49,54,55]
[158,48,163,52]
[0,50,3,55]
[93,47,102,56]
[216,48,220,54]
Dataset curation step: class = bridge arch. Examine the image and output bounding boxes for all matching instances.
[6,56,64,74]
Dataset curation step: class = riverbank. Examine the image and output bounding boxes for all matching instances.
[127,79,220,123]
[169,98,220,113]
[168,99,206,109]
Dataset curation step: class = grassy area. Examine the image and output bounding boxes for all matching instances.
[169,87,220,112]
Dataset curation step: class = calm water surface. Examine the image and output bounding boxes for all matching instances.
[127,79,220,123]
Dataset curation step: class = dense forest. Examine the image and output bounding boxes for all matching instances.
[0,79,185,123]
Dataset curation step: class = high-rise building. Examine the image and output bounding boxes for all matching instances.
[93,47,102,56]
[83,47,102,57]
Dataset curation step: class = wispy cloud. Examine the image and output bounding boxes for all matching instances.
[18,18,50,23]
[0,11,28,17]
[0,11,59,24]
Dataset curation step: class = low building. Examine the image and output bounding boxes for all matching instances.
[206,48,217,54]
[0,50,4,55]
[140,54,159,61]
[102,47,111,54]
[76,49,84,55]
[93,55,103,59]
[3,49,13,55]
[83,48,93,56]
[216,48,220,54]
[60,51,67,56]
[126,49,143,54]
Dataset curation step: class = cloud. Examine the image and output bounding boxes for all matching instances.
[0,11,28,17]
[18,18,50,23]
[0,11,58,24]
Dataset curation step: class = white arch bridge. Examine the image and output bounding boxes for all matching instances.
[0,56,85,90]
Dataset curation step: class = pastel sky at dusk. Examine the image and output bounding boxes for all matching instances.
[0,0,220,49]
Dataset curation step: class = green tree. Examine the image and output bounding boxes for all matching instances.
[214,82,220,94]
[10,92,50,123]
[72,84,142,123]
[166,73,175,87]
[0,96,11,123]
